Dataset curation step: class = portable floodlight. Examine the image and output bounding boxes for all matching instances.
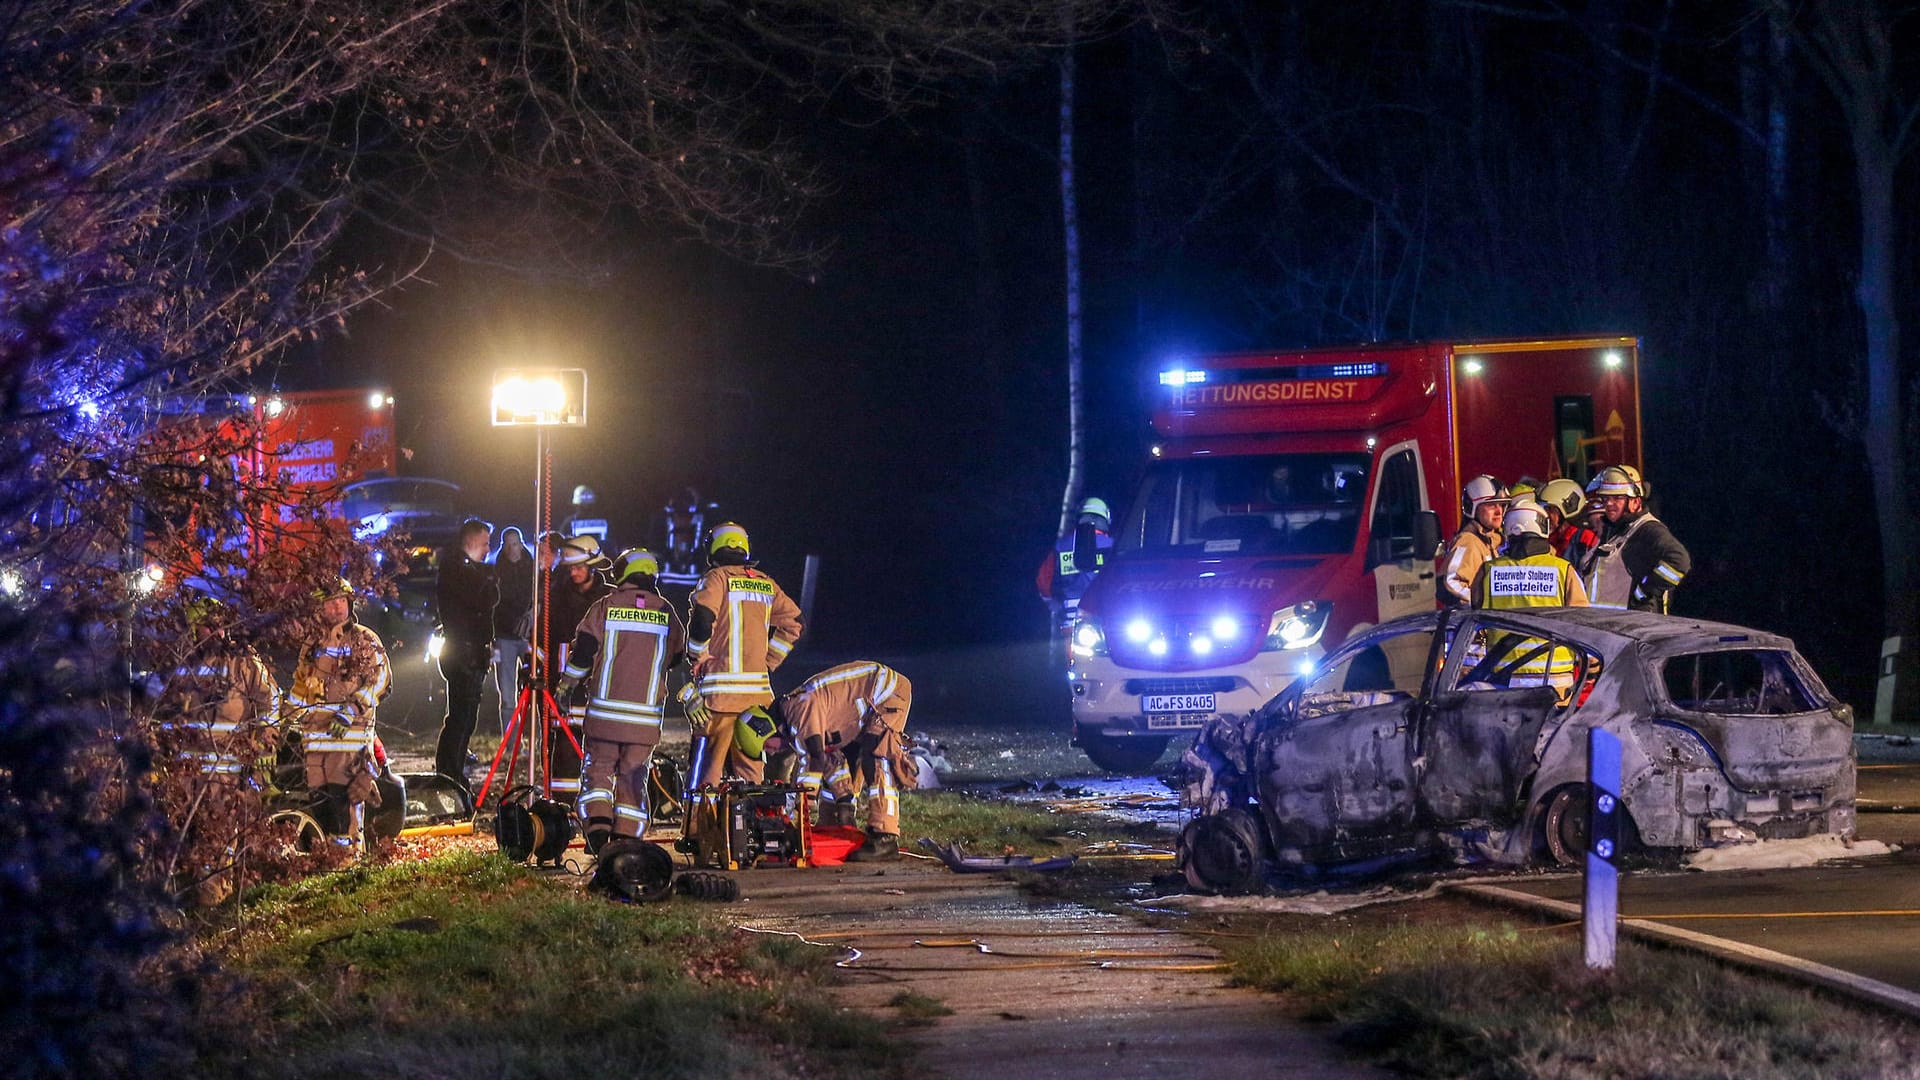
[491,368,588,427]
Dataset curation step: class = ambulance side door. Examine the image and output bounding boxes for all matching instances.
[1365,443,1432,622]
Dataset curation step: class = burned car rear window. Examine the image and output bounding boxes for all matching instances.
[1661,650,1821,716]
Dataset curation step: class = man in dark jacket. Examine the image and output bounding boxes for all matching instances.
[434,518,499,788]
[1583,466,1690,613]
[490,526,535,735]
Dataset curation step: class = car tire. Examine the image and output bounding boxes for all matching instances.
[1541,785,1592,867]
[1078,731,1170,774]
[1180,808,1267,895]
[267,807,327,855]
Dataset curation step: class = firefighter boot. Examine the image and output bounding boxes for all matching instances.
[583,816,615,855]
[845,830,900,862]
[817,799,857,829]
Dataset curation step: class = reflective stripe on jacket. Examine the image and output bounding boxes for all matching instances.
[564,584,686,741]
[688,566,802,710]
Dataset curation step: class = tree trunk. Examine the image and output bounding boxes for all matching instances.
[1055,39,1086,541]
[1852,120,1918,723]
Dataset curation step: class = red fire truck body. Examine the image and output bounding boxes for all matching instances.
[1066,336,1642,770]
[252,389,397,523]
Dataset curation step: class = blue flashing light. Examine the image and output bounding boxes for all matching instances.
[1329,363,1385,377]
[1158,368,1209,387]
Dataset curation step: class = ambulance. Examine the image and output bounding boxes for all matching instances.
[1066,337,1644,772]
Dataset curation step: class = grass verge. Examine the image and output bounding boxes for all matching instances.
[1208,896,1920,1079]
[189,847,908,1080]
[898,790,1166,854]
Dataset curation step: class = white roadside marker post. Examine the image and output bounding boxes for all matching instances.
[1585,726,1622,970]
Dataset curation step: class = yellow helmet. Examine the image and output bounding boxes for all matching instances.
[708,522,750,560]
[1586,465,1646,499]
[612,548,659,586]
[314,576,355,602]
[734,705,779,759]
[1539,478,1586,520]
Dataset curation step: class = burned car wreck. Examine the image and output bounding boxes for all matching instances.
[1177,608,1856,893]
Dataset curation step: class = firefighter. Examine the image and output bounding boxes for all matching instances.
[1537,478,1599,573]
[557,548,685,853]
[1584,465,1691,612]
[782,660,917,861]
[687,523,803,787]
[284,578,391,851]
[534,534,612,800]
[1437,475,1509,607]
[1471,504,1589,609]
[152,597,281,904]
[1035,497,1115,625]
[155,597,281,785]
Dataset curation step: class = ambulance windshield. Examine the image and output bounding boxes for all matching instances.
[1114,453,1370,558]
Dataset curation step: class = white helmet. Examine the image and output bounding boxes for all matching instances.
[1503,504,1549,540]
[1460,474,1511,517]
[1078,497,1112,526]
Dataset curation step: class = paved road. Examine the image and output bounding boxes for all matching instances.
[1497,764,1920,993]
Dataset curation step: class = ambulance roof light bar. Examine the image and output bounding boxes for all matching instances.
[1159,368,1209,387]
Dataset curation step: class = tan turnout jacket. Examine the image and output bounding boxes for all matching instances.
[688,565,802,711]
[563,584,686,744]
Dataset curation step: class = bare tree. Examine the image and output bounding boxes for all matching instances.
[1772,0,1920,724]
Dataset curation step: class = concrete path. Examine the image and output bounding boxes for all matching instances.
[729,858,1385,1079]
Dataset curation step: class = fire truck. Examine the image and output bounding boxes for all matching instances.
[1066,336,1643,772]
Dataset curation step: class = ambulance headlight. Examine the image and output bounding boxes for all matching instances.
[425,629,446,663]
[1263,602,1331,651]
[1070,620,1107,658]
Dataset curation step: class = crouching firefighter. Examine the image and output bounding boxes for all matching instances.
[559,548,686,854]
[687,523,802,787]
[285,578,392,852]
[782,661,918,861]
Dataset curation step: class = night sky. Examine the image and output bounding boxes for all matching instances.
[265,6,1911,707]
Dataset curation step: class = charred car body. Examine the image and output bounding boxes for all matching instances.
[1178,608,1856,892]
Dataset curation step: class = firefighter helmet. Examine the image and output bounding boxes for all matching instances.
[734,705,779,759]
[557,534,610,568]
[1586,465,1646,499]
[612,548,660,587]
[1503,504,1550,540]
[314,577,355,602]
[1539,478,1586,521]
[1079,497,1112,526]
[1460,475,1511,517]
[184,595,228,631]
[707,522,751,565]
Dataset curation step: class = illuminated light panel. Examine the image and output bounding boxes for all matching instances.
[1191,635,1214,656]
[1603,351,1624,369]
[1125,619,1153,644]
[369,391,387,409]
[1211,615,1239,640]
[1460,358,1485,376]
[1157,369,1209,386]
[1147,638,1169,657]
[1329,363,1385,377]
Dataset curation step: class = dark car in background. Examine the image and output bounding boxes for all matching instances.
[345,477,465,586]
[1178,608,1857,893]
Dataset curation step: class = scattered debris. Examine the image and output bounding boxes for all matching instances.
[1137,884,1442,915]
[919,839,1077,874]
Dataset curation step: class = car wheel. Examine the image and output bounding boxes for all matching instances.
[267,807,327,855]
[1541,786,1590,867]
[1079,731,1169,774]
[1180,808,1267,895]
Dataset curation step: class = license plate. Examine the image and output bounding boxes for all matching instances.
[1146,713,1208,730]
[1141,693,1215,714]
